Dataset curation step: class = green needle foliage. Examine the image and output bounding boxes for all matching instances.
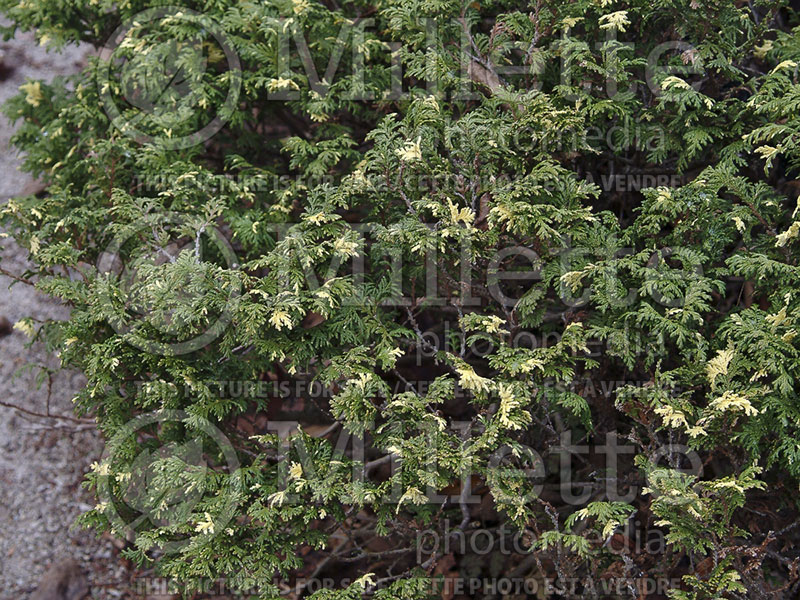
[2,0,800,598]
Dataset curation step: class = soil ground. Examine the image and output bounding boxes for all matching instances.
[0,22,135,599]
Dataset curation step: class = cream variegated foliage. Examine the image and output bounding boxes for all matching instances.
[5,0,800,597]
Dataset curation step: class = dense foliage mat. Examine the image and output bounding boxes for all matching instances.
[3,0,800,598]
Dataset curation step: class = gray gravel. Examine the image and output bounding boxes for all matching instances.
[0,24,134,599]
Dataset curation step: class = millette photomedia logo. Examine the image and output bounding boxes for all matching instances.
[93,410,242,554]
[97,6,242,149]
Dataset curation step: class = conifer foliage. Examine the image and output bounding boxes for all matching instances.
[2,0,800,598]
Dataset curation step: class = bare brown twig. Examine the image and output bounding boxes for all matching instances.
[0,399,92,424]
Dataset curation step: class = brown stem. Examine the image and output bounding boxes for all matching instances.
[0,399,92,424]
